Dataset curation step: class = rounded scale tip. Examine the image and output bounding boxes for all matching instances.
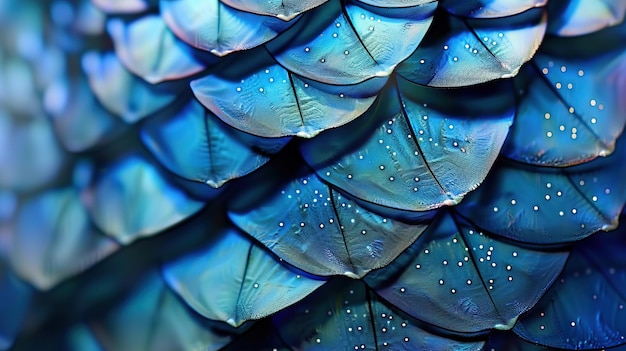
[226,318,238,327]
[601,217,619,232]
[344,271,360,279]
[494,316,519,331]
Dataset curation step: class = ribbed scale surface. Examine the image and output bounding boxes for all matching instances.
[2,0,626,350]
[301,79,514,211]
[366,212,568,333]
[229,168,431,278]
[458,136,626,243]
[503,21,626,165]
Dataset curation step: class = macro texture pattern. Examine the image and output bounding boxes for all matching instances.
[1,0,626,350]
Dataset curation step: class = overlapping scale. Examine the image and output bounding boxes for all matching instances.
[0,19,68,192]
[163,226,325,327]
[74,0,107,35]
[10,187,119,290]
[141,98,290,188]
[228,166,432,278]
[107,15,209,84]
[546,0,626,36]
[457,137,626,244]
[221,0,327,21]
[0,55,45,118]
[82,51,180,124]
[0,111,67,192]
[266,0,436,85]
[301,78,513,211]
[192,48,384,138]
[440,0,546,18]
[160,0,297,57]
[514,225,626,349]
[273,279,486,350]
[82,271,236,351]
[82,155,205,244]
[398,8,546,87]
[4,0,626,350]
[46,76,124,152]
[365,211,568,334]
[504,26,626,166]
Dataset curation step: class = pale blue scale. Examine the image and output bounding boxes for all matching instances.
[266,0,436,85]
[142,98,289,188]
[0,37,68,192]
[504,52,626,166]
[163,226,325,327]
[0,57,38,118]
[547,0,626,36]
[10,187,119,290]
[399,8,546,87]
[192,57,297,137]
[228,170,428,278]
[83,155,205,245]
[332,191,429,274]
[301,78,513,211]
[0,3,45,66]
[1,44,65,116]
[366,212,568,334]
[345,2,435,68]
[289,76,385,138]
[0,111,66,192]
[274,279,487,350]
[457,137,626,244]
[107,15,207,84]
[47,76,123,152]
[221,0,327,21]
[81,51,180,123]
[191,49,383,138]
[160,0,297,56]
[86,271,235,351]
[441,0,547,18]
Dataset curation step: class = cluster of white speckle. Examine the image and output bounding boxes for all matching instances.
[468,229,520,291]
[535,58,609,146]
[324,284,418,349]
[234,68,291,95]
[375,303,414,348]
[268,172,420,275]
